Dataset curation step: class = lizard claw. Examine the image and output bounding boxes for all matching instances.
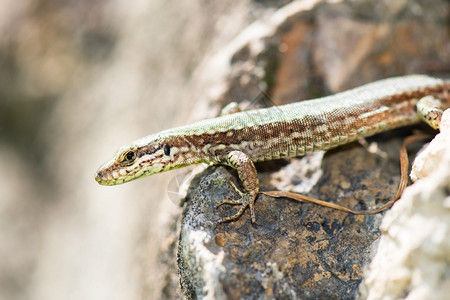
[216,191,257,223]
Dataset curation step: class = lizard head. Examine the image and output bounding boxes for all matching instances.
[95,134,201,185]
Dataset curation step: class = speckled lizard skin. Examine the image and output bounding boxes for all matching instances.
[95,75,450,223]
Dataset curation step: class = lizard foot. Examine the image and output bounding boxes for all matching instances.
[215,181,257,223]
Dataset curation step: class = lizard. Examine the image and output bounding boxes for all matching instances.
[95,74,450,223]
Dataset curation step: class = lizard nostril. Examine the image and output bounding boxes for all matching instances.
[95,171,104,182]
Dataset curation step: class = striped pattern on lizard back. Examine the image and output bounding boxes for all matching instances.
[144,75,445,164]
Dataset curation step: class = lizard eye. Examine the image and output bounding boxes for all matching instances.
[126,151,135,160]
[123,150,136,162]
[163,144,171,156]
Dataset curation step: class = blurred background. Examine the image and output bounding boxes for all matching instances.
[0,0,449,299]
[0,0,269,299]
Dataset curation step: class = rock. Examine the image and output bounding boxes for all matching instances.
[179,132,411,299]
[177,0,450,299]
[410,109,450,181]
[359,109,450,300]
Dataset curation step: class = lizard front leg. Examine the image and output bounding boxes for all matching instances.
[215,150,260,223]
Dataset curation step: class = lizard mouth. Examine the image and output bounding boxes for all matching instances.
[94,171,129,185]
[95,170,117,185]
[94,163,127,185]
[95,163,152,185]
